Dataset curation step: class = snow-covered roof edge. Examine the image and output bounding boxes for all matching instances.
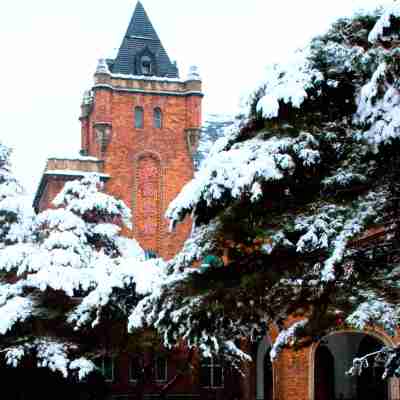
[108,72,186,84]
[33,169,110,214]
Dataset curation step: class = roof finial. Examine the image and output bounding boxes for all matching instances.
[96,59,110,75]
[187,65,201,81]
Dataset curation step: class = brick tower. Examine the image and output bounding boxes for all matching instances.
[34,2,203,260]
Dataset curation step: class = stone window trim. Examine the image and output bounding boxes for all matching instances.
[185,128,201,158]
[135,106,144,129]
[200,357,224,389]
[154,107,163,129]
[93,121,112,154]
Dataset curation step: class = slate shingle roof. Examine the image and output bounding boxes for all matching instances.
[109,2,179,78]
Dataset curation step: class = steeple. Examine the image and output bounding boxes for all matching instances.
[108,2,179,78]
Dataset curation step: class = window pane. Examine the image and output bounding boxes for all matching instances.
[154,108,162,129]
[135,107,144,129]
[129,357,142,381]
[144,249,158,260]
[155,356,167,381]
[200,365,212,387]
[141,56,152,75]
[213,365,223,387]
[103,356,114,381]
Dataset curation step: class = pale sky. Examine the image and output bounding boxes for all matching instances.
[0,0,391,199]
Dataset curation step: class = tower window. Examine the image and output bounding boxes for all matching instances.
[144,249,158,260]
[141,56,152,75]
[135,106,144,129]
[154,108,162,129]
[200,357,224,388]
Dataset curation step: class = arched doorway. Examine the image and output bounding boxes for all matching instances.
[313,332,390,400]
[357,335,388,400]
[315,345,335,400]
[256,337,273,400]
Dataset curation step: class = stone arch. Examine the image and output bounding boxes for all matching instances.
[309,329,399,400]
[256,335,274,400]
[132,151,164,253]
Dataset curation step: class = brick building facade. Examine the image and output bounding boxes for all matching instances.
[34,1,201,261]
[33,3,400,400]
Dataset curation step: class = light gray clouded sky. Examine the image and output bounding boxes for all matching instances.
[0,0,391,199]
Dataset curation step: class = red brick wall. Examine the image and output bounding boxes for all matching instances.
[84,85,202,260]
[37,177,73,213]
[107,349,241,400]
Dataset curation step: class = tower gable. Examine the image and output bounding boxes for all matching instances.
[109,2,179,78]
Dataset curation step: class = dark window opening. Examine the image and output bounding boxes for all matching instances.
[129,356,143,382]
[145,249,158,260]
[154,356,167,382]
[200,357,223,388]
[96,355,114,382]
[135,106,144,129]
[141,56,152,75]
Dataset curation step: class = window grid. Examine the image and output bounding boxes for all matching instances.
[154,356,168,382]
[200,357,224,389]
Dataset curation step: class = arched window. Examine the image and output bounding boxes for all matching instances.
[154,108,162,129]
[135,106,144,129]
[141,56,152,75]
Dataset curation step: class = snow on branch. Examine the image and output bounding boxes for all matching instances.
[5,339,96,380]
[347,298,398,336]
[368,1,400,43]
[270,319,308,361]
[256,51,323,119]
[0,296,33,335]
[53,174,132,229]
[167,132,322,226]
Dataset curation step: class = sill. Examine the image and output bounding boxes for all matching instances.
[201,386,224,390]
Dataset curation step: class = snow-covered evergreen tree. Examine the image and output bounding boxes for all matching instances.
[128,2,400,376]
[0,173,163,381]
[0,143,30,245]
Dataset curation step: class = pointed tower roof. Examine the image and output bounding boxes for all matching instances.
[108,2,179,78]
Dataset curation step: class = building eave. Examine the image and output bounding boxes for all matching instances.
[33,171,110,214]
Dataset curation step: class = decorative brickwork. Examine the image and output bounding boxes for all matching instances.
[134,153,162,253]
